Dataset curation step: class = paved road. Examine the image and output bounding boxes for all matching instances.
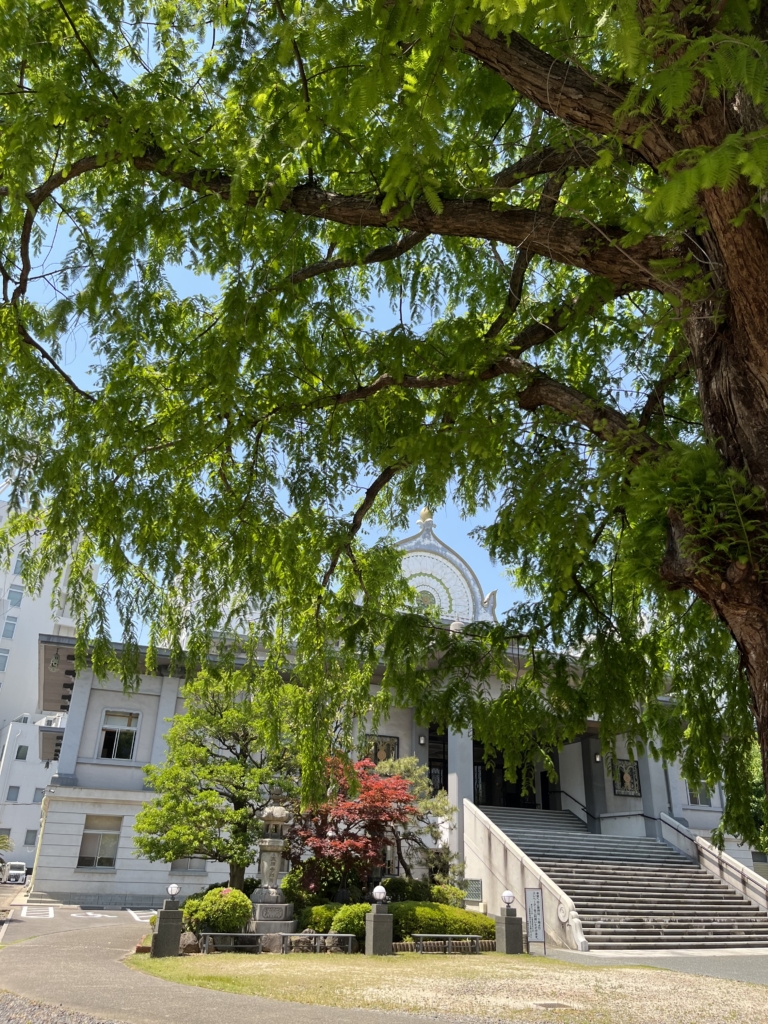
[551,946,768,986]
[2,902,768,1024]
[0,914,434,1024]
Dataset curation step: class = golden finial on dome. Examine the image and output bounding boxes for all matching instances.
[419,507,433,524]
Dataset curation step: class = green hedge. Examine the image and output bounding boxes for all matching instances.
[330,902,371,941]
[182,887,253,935]
[382,876,431,902]
[430,884,466,908]
[328,901,494,944]
[390,902,495,942]
[297,902,342,933]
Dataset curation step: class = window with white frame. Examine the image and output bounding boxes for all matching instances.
[15,745,28,760]
[2,616,17,639]
[6,786,19,801]
[7,584,22,608]
[171,856,208,872]
[99,711,139,760]
[686,781,712,806]
[33,787,45,803]
[24,829,37,846]
[0,827,10,838]
[13,556,23,575]
[0,648,9,672]
[77,815,122,868]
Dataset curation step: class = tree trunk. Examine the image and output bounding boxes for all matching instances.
[229,863,246,891]
[661,510,768,795]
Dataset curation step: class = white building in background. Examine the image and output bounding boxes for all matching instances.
[0,500,80,868]
[0,499,78,730]
[0,712,67,869]
[27,510,764,915]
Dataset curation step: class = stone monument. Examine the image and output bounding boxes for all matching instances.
[249,801,297,939]
[150,896,183,958]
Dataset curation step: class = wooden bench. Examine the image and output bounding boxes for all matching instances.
[199,932,263,954]
[412,934,482,954]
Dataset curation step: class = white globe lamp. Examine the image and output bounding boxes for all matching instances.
[372,884,387,904]
[501,890,515,907]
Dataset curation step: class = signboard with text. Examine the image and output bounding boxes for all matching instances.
[524,887,546,948]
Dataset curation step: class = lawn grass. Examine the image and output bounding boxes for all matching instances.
[127,950,762,1024]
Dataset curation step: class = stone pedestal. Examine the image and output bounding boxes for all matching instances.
[150,899,183,958]
[495,906,524,954]
[365,903,393,956]
[249,896,297,934]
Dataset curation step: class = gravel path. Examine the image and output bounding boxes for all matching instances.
[0,993,131,1024]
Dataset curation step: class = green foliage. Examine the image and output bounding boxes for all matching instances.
[381,876,431,903]
[0,833,13,853]
[0,0,766,843]
[182,887,253,935]
[297,902,342,933]
[330,903,371,942]
[389,902,495,942]
[242,878,261,898]
[133,667,295,887]
[429,885,467,908]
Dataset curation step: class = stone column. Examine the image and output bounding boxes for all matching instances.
[580,735,607,833]
[495,906,524,954]
[365,903,393,955]
[150,898,183,958]
[149,676,180,767]
[52,671,92,785]
[636,750,661,838]
[447,727,473,860]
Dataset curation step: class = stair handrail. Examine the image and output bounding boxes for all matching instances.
[463,800,589,951]
[660,811,768,912]
[549,788,600,825]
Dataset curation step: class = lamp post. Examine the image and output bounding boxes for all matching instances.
[496,888,523,955]
[365,883,393,956]
[150,880,184,958]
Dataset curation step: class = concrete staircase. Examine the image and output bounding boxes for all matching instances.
[480,806,768,949]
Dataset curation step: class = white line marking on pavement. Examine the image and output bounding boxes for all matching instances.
[21,905,54,919]
[127,909,157,922]
[70,912,118,918]
[0,907,13,942]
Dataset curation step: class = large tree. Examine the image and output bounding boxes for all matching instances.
[134,667,294,890]
[2,2,768,835]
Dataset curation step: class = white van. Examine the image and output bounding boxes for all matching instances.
[1,861,26,884]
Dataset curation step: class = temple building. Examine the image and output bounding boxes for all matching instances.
[26,510,768,949]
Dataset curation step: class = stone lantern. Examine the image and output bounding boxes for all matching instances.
[249,801,296,937]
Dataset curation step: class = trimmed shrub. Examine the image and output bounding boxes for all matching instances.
[182,886,253,935]
[243,877,261,897]
[297,902,342,933]
[330,902,371,942]
[382,876,431,902]
[390,902,495,942]
[430,884,467,908]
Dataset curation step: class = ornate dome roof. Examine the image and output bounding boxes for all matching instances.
[397,510,497,624]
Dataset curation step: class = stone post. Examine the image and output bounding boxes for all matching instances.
[495,906,524,954]
[365,903,393,956]
[150,898,183,958]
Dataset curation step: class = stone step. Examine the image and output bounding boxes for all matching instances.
[587,939,768,949]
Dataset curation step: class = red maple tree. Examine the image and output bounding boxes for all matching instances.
[287,759,417,890]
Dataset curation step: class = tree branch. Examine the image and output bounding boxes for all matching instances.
[15,321,95,401]
[284,231,428,286]
[461,25,676,169]
[486,171,565,339]
[321,464,403,588]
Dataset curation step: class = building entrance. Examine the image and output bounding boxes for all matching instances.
[472,741,538,808]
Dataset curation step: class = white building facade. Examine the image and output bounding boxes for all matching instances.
[28,511,760,907]
[0,499,79,869]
